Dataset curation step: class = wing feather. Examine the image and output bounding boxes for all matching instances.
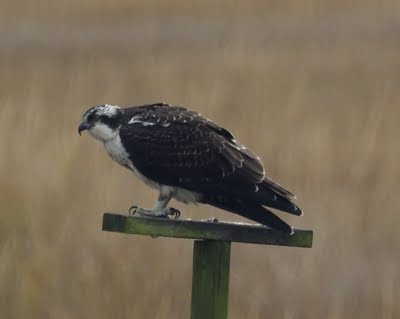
[119,104,301,221]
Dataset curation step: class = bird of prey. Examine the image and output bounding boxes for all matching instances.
[78,103,302,234]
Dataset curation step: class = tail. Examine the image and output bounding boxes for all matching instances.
[234,179,303,217]
[203,194,293,234]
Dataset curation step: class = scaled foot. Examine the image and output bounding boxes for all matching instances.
[129,206,181,219]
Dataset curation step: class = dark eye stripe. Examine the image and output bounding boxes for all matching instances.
[101,116,120,129]
[87,113,97,122]
[83,108,96,121]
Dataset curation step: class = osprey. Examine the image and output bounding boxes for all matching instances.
[78,103,302,234]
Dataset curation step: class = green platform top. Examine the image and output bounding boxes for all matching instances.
[102,213,313,248]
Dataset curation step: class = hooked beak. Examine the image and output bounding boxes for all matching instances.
[78,122,91,135]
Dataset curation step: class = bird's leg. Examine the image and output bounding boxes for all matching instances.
[129,189,180,219]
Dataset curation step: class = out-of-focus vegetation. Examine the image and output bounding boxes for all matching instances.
[0,1,399,318]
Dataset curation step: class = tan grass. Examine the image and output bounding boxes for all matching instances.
[0,4,399,318]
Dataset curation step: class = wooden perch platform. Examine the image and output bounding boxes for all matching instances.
[102,213,313,318]
[102,213,313,248]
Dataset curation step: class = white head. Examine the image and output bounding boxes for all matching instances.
[78,104,122,142]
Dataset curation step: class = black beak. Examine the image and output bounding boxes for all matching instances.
[78,122,91,135]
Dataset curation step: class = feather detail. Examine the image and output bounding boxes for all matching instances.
[202,194,293,234]
[82,102,302,234]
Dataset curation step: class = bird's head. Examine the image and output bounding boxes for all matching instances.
[78,104,122,142]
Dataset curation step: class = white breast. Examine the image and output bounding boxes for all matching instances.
[104,134,160,189]
[104,133,201,203]
[104,134,131,168]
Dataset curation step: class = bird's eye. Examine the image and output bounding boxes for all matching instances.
[88,113,99,122]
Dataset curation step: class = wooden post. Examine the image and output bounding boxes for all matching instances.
[102,213,313,319]
[191,240,231,319]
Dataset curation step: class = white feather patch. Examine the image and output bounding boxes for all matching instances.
[97,104,120,117]
[128,115,155,126]
[89,122,118,142]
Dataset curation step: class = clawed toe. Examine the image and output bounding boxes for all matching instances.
[129,206,152,217]
[169,208,181,219]
[129,205,138,215]
[127,205,181,219]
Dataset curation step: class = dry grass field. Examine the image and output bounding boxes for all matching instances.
[0,1,399,318]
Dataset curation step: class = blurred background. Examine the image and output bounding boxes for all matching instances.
[0,1,399,318]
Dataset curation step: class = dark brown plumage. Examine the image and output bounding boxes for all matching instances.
[79,103,302,234]
[119,103,302,233]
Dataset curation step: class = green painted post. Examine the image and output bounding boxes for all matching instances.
[191,240,231,319]
[102,213,313,318]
